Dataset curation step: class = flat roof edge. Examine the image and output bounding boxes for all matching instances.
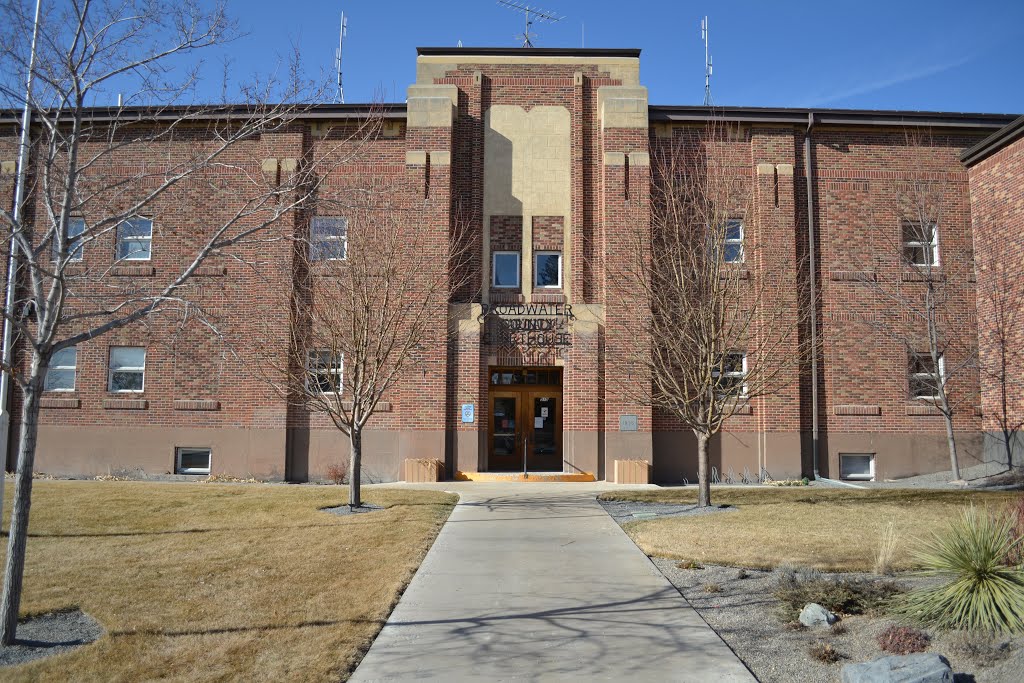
[961,115,1024,166]
[416,47,641,58]
[649,105,1018,129]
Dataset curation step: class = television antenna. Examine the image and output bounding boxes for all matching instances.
[497,1,564,48]
[701,15,713,105]
[335,11,348,103]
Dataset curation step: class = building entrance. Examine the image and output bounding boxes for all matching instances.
[487,367,563,472]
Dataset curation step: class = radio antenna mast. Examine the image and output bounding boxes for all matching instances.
[701,16,713,106]
[335,11,348,103]
[497,1,564,48]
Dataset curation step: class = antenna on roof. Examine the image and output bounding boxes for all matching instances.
[497,1,564,48]
[335,11,348,103]
[701,15,713,106]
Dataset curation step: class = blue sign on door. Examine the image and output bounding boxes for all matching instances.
[461,403,475,423]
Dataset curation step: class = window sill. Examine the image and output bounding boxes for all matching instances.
[192,265,227,277]
[113,265,156,277]
[103,398,148,410]
[901,270,944,282]
[830,270,877,282]
[174,399,220,411]
[340,401,391,412]
[40,396,80,409]
[906,403,942,416]
[719,269,750,280]
[833,404,881,416]
[725,402,753,415]
[490,290,524,304]
[531,291,565,304]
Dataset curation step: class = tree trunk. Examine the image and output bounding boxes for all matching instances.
[696,430,711,508]
[348,425,362,508]
[942,409,961,481]
[0,362,45,645]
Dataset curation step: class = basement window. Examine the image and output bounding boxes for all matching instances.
[176,447,211,475]
[840,453,875,481]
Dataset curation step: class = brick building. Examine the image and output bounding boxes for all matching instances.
[1,47,1020,483]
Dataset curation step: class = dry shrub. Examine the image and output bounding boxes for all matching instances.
[784,621,807,631]
[948,630,1011,666]
[677,559,703,570]
[703,583,723,594]
[830,622,848,636]
[325,463,348,485]
[877,625,930,654]
[1007,494,1024,566]
[735,568,749,580]
[808,641,843,664]
[774,567,904,621]
[874,521,900,575]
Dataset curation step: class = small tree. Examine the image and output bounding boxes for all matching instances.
[620,125,813,507]
[0,0,378,643]
[860,131,978,481]
[259,189,470,507]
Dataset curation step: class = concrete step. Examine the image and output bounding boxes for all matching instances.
[454,470,596,482]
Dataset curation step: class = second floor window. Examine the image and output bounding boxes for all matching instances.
[909,353,944,400]
[117,218,152,261]
[53,218,86,262]
[902,220,939,267]
[44,346,77,391]
[311,217,348,261]
[109,346,146,392]
[723,219,744,263]
[492,251,520,289]
[534,251,562,288]
[713,352,748,397]
[307,350,343,393]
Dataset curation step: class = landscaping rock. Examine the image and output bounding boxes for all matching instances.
[799,602,838,629]
[841,653,953,683]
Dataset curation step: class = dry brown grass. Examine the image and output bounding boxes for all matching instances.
[599,487,1019,571]
[0,480,455,681]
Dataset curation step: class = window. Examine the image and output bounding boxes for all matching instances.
[116,218,152,261]
[310,217,348,261]
[713,352,748,397]
[723,219,744,263]
[307,350,343,393]
[108,347,146,392]
[176,447,211,475]
[909,353,944,400]
[902,220,939,267]
[492,251,520,288]
[840,453,875,481]
[53,218,85,262]
[534,251,562,288]
[44,346,77,392]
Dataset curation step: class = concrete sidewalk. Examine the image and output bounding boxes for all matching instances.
[350,483,755,682]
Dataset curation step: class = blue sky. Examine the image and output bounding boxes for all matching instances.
[198,0,1023,113]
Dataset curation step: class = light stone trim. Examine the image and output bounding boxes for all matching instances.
[279,158,298,173]
[407,84,459,106]
[407,86,458,129]
[260,158,278,175]
[598,85,649,130]
[406,151,427,166]
[776,163,794,176]
[416,55,640,86]
[431,151,451,166]
[0,160,16,175]
[604,152,626,166]
[756,163,775,175]
[628,152,650,166]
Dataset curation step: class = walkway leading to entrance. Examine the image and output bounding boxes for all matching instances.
[350,483,755,682]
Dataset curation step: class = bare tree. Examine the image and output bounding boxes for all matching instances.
[0,0,378,643]
[859,132,978,481]
[976,253,1024,469]
[258,189,470,508]
[618,126,812,507]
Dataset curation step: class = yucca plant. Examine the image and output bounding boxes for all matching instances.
[896,506,1024,634]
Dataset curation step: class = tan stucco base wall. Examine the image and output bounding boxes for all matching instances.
[653,431,804,485]
[823,431,986,481]
[33,426,288,480]
[289,428,446,483]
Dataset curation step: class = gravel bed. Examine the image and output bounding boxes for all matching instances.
[651,561,1022,682]
[597,499,736,523]
[854,462,1020,490]
[321,503,384,516]
[0,609,103,668]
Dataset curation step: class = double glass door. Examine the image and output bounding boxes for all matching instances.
[489,391,561,472]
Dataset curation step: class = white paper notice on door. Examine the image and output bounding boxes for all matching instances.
[541,407,549,418]
[535,417,544,428]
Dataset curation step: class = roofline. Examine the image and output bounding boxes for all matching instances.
[416,46,641,58]
[960,115,1024,166]
[649,105,1018,130]
[0,102,407,125]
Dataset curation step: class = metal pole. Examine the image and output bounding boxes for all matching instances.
[1,0,44,525]
[522,432,528,478]
[804,112,820,480]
